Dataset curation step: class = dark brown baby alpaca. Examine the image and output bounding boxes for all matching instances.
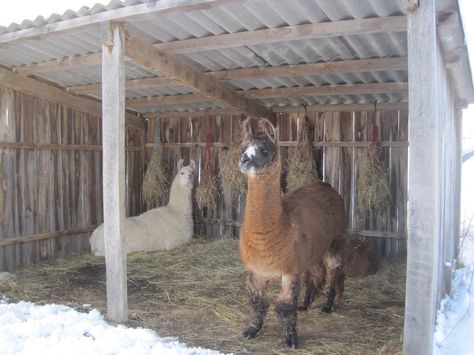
[238,118,346,348]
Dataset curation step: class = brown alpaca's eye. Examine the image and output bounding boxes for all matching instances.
[260,148,268,156]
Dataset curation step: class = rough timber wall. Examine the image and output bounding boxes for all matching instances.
[148,110,408,256]
[0,87,145,271]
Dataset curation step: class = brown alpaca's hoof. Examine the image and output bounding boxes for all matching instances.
[242,326,260,340]
[283,334,298,349]
[321,304,334,313]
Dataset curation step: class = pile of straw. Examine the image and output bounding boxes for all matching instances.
[220,131,247,196]
[286,117,319,192]
[143,121,169,208]
[195,133,220,212]
[0,237,405,354]
[357,145,391,211]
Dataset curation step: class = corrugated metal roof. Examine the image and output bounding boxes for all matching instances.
[0,0,471,113]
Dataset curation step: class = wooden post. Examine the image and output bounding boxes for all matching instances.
[101,21,128,323]
[404,1,439,353]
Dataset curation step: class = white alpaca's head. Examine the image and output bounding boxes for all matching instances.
[176,159,196,190]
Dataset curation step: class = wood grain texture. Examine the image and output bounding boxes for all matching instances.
[101,22,128,323]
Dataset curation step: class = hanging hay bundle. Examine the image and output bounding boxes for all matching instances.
[220,129,247,195]
[143,120,170,208]
[357,112,391,210]
[195,132,220,211]
[286,115,319,192]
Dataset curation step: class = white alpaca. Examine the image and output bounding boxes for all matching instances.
[90,159,195,256]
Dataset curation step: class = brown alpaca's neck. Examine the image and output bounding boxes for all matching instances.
[244,162,283,233]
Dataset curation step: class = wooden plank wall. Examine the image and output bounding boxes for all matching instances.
[149,110,408,256]
[0,87,145,271]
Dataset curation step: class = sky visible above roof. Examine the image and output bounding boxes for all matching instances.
[0,0,103,27]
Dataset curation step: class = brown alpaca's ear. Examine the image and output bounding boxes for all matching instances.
[258,119,278,143]
[177,159,184,170]
[241,117,253,136]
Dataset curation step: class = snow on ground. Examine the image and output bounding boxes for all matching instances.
[0,300,223,355]
[433,265,474,355]
[433,111,474,355]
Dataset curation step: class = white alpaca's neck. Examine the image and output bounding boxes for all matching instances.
[167,179,192,215]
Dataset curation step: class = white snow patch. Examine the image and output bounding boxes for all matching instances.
[433,264,474,355]
[0,301,224,355]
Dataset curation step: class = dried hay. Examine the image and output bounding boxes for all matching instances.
[142,150,170,208]
[220,132,247,196]
[195,133,221,212]
[286,117,319,192]
[343,236,380,277]
[0,237,405,354]
[195,171,221,212]
[357,146,391,211]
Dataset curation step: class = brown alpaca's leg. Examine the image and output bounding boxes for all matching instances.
[300,265,325,311]
[321,251,343,313]
[276,275,300,348]
[334,268,345,306]
[242,271,269,340]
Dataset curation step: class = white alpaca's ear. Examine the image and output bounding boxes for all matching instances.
[177,159,184,170]
[190,159,196,171]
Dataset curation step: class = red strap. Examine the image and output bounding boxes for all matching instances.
[205,132,212,169]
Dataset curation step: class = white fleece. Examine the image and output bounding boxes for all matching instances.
[89,161,195,256]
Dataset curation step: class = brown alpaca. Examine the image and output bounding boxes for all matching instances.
[238,118,346,348]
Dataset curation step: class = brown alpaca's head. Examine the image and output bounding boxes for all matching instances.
[239,119,278,176]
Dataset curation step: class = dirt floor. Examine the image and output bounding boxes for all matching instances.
[0,237,406,354]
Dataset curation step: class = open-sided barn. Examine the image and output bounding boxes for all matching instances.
[0,0,473,353]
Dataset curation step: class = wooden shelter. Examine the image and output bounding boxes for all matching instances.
[0,0,473,353]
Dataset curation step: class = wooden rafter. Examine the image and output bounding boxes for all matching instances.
[241,82,408,99]
[126,94,205,106]
[122,30,273,118]
[13,16,407,76]
[125,83,408,108]
[273,102,408,113]
[15,53,102,76]
[68,77,176,95]
[208,57,408,80]
[155,15,407,54]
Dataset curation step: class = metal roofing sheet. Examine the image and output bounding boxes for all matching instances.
[0,0,471,111]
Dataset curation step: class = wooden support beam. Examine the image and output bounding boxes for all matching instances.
[208,57,408,81]
[241,82,408,99]
[404,1,439,353]
[123,30,273,119]
[155,15,407,54]
[101,22,128,323]
[68,76,176,95]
